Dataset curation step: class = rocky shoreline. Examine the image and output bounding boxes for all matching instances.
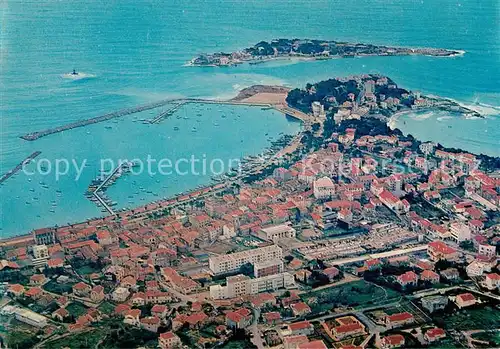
[188,38,464,67]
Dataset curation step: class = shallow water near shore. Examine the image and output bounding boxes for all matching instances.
[1,0,499,237]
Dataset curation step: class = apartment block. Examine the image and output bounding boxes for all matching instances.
[253,259,284,278]
[209,245,282,275]
[209,272,294,300]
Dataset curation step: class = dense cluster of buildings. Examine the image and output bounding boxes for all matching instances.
[0,84,498,348]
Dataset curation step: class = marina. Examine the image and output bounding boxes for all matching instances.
[19,97,312,142]
[86,161,136,215]
[19,99,179,141]
[148,101,187,124]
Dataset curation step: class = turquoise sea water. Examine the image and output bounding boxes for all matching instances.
[1,0,499,237]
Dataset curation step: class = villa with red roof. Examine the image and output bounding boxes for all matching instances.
[455,293,476,308]
[323,316,366,341]
[298,340,328,349]
[385,312,414,329]
[397,271,418,288]
[420,270,440,284]
[290,302,311,317]
[485,273,500,290]
[140,316,161,332]
[381,334,405,348]
[90,285,105,302]
[424,328,446,343]
[427,241,459,262]
[287,320,314,336]
[159,332,181,349]
[72,282,91,297]
[263,312,282,325]
[225,308,252,329]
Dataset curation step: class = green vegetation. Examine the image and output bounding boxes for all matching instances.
[471,331,500,347]
[66,301,88,318]
[301,280,401,313]
[5,330,40,349]
[222,339,257,348]
[432,306,500,331]
[44,330,103,349]
[43,279,74,295]
[76,265,100,275]
[46,319,159,349]
[98,301,116,315]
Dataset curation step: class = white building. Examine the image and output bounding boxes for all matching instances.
[312,101,325,118]
[420,142,436,155]
[14,307,48,328]
[478,244,496,258]
[32,245,49,259]
[257,224,296,242]
[209,272,295,300]
[222,224,236,239]
[112,287,130,302]
[313,176,336,199]
[449,222,471,243]
[32,244,49,268]
[466,259,495,277]
[209,245,282,275]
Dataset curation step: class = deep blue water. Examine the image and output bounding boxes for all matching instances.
[1,0,499,237]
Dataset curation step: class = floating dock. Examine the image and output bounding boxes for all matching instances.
[0,151,42,184]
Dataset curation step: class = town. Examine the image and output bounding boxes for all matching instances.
[1,75,499,349]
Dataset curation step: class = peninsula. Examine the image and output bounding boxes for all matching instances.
[187,38,464,67]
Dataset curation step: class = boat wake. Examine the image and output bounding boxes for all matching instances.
[61,71,96,81]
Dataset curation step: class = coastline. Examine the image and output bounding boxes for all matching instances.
[187,38,465,67]
[2,82,496,241]
[186,50,465,67]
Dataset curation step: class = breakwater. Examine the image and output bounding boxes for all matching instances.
[20,99,180,141]
[0,151,42,184]
[19,97,312,141]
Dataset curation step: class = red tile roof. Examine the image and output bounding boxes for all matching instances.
[388,312,414,323]
[457,293,475,302]
[288,320,312,331]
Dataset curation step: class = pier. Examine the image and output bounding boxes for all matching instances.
[20,99,181,141]
[0,151,42,184]
[19,96,313,141]
[149,101,187,124]
[89,161,135,215]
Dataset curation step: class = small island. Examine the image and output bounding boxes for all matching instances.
[187,38,464,67]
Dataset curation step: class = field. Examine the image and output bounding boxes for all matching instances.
[98,301,116,315]
[44,330,102,349]
[66,302,89,318]
[367,299,429,326]
[301,280,401,314]
[471,331,500,347]
[432,305,500,331]
[43,279,74,295]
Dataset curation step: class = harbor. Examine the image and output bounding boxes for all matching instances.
[0,151,42,184]
[19,93,314,141]
[19,99,178,141]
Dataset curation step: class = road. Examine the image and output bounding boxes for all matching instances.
[248,308,265,349]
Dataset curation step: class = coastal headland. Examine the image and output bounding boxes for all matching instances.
[187,38,465,67]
